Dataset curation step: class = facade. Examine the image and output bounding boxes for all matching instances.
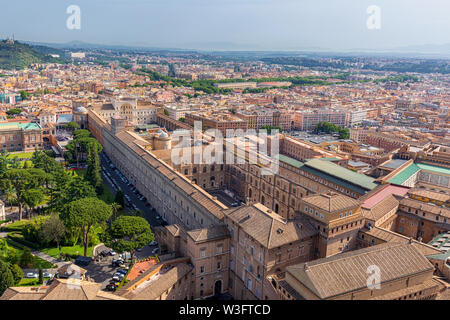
[91,97,158,125]
[272,242,444,300]
[0,122,43,152]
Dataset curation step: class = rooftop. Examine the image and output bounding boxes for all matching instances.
[303,158,378,192]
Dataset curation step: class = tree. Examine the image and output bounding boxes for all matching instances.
[22,188,44,219]
[19,247,34,269]
[19,90,30,101]
[38,268,43,284]
[110,202,122,222]
[61,197,112,256]
[3,188,17,211]
[114,189,125,208]
[85,143,102,193]
[1,168,46,220]
[73,129,91,140]
[164,109,170,116]
[178,117,185,123]
[64,121,79,132]
[101,216,154,261]
[0,260,15,296]
[0,150,11,176]
[39,213,66,256]
[9,264,23,285]
[6,108,22,116]
[57,176,96,209]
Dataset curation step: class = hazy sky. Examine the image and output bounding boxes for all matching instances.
[2,0,450,51]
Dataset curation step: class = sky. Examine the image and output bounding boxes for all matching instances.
[1,0,450,51]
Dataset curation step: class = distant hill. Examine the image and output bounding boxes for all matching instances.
[0,40,67,70]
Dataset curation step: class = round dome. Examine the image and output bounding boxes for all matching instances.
[74,106,88,113]
[156,129,163,133]
[159,132,169,138]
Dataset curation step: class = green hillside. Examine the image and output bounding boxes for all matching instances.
[0,40,66,70]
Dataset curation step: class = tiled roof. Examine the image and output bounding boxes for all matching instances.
[301,192,361,213]
[225,204,317,249]
[287,242,434,299]
[400,198,450,218]
[363,194,399,222]
[187,224,229,243]
[360,227,443,256]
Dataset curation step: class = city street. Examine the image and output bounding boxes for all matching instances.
[100,152,162,228]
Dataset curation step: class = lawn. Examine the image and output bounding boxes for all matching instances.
[41,244,94,258]
[18,278,50,287]
[5,239,55,269]
[7,152,34,159]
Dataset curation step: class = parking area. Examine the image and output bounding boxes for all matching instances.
[100,152,165,228]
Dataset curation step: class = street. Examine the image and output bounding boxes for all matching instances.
[100,152,162,228]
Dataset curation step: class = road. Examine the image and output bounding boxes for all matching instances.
[100,152,162,228]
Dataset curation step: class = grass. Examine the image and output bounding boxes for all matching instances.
[5,239,55,269]
[7,152,34,159]
[41,245,93,258]
[99,183,115,204]
[18,278,50,287]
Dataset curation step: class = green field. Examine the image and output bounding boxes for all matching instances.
[41,245,93,258]
[7,152,34,159]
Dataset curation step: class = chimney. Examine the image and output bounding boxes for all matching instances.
[304,263,310,271]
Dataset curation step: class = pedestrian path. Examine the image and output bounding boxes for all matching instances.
[2,234,69,269]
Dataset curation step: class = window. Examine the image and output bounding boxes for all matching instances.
[200,248,206,258]
[217,262,221,270]
[200,266,205,273]
[217,244,223,254]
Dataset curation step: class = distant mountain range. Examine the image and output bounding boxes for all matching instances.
[0,40,66,70]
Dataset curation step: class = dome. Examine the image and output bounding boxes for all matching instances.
[74,106,88,113]
[159,132,169,138]
[156,129,163,133]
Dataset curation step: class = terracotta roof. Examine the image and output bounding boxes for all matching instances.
[400,198,450,218]
[408,188,450,203]
[127,258,159,281]
[301,192,361,213]
[123,262,193,300]
[363,194,399,222]
[286,242,434,299]
[225,204,317,249]
[187,224,229,243]
[0,287,46,300]
[360,227,443,256]
[370,278,444,300]
[41,279,102,300]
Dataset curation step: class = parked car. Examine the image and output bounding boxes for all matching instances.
[105,284,117,291]
[152,248,159,255]
[112,275,120,282]
[149,241,158,246]
[155,215,161,220]
[112,259,124,267]
[109,250,117,256]
[145,203,151,207]
[25,272,38,279]
[116,269,128,275]
[43,272,53,278]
